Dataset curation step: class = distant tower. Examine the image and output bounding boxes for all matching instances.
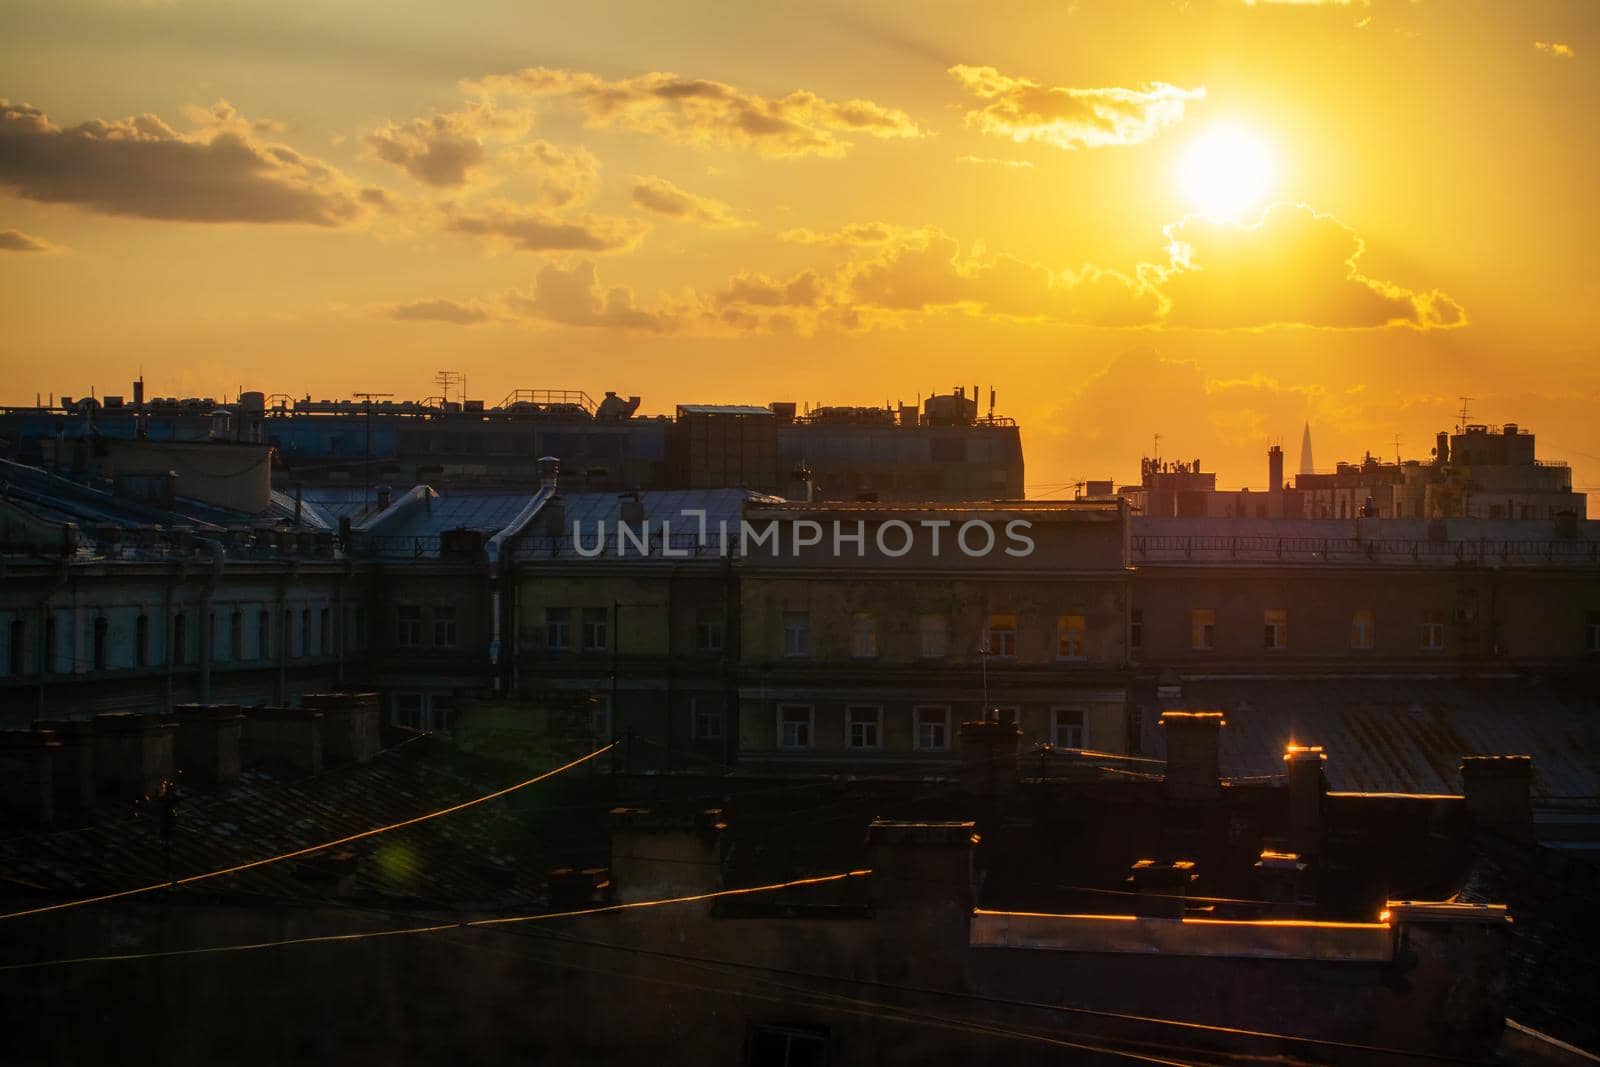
[1298,422,1315,476]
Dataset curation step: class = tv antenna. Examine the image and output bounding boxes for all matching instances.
[434,370,464,406]
[353,391,394,513]
[1457,396,1474,431]
[1392,434,1402,465]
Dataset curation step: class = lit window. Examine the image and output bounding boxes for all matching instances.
[918,614,949,659]
[782,612,810,658]
[1264,609,1287,651]
[545,607,571,651]
[1191,609,1215,652]
[433,605,458,648]
[582,607,608,652]
[914,705,950,751]
[696,609,725,653]
[847,705,881,749]
[850,612,878,659]
[396,605,422,648]
[1057,614,1086,660]
[986,614,1017,658]
[1051,707,1087,749]
[1421,609,1446,652]
[1351,609,1375,651]
[779,704,813,749]
[691,697,723,741]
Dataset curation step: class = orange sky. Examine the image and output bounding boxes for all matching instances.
[2,0,1597,509]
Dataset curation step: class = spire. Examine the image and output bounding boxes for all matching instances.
[1298,422,1315,476]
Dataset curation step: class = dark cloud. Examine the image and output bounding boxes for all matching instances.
[0,229,52,252]
[0,100,370,225]
[949,66,1203,150]
[367,103,534,188]
[389,298,493,325]
[442,201,647,253]
[630,175,744,227]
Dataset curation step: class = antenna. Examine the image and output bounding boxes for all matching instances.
[1152,433,1162,460]
[434,370,463,406]
[1392,434,1402,465]
[353,391,395,514]
[1457,395,1474,431]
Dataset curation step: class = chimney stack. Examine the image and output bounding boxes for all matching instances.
[537,455,560,490]
[173,704,244,785]
[609,806,724,903]
[1460,756,1534,843]
[1124,858,1196,919]
[301,692,380,765]
[866,818,978,913]
[1159,711,1224,801]
[1268,445,1285,494]
[959,716,1023,799]
[93,712,176,800]
[1284,744,1327,859]
[0,728,61,824]
[33,719,96,817]
[241,706,323,774]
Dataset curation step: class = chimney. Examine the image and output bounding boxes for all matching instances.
[0,728,61,824]
[375,485,392,511]
[1159,711,1224,801]
[92,712,176,800]
[33,718,96,817]
[300,692,380,765]
[241,706,323,774]
[959,716,1023,798]
[1436,431,1450,466]
[608,806,724,903]
[866,818,978,913]
[537,455,560,490]
[1268,445,1284,493]
[1124,858,1196,919]
[1284,744,1327,859]
[1253,849,1306,912]
[1460,755,1534,843]
[173,704,244,785]
[618,492,645,527]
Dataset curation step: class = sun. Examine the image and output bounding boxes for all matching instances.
[1177,123,1278,220]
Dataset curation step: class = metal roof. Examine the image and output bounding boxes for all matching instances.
[1138,677,1600,800]
[676,404,774,417]
[514,488,779,562]
[377,491,538,539]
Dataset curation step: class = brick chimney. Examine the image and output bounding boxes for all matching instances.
[609,806,724,903]
[1285,744,1327,859]
[173,704,244,785]
[92,713,176,800]
[33,718,96,817]
[866,818,978,913]
[241,706,323,774]
[1159,711,1224,801]
[0,728,61,824]
[959,717,1022,798]
[1460,755,1534,843]
[1124,858,1196,919]
[301,692,381,765]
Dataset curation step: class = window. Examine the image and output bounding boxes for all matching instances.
[9,619,24,675]
[1351,609,1375,651]
[1130,608,1143,652]
[392,692,424,730]
[172,613,188,666]
[1264,609,1287,651]
[545,607,571,651]
[396,605,423,648]
[591,693,612,742]
[582,607,608,652]
[257,610,271,660]
[1191,609,1215,652]
[355,606,367,650]
[92,616,109,671]
[135,615,149,667]
[846,705,882,749]
[985,613,1017,658]
[433,605,457,648]
[1421,609,1446,652]
[691,697,724,741]
[300,609,311,657]
[918,614,949,659]
[778,704,813,749]
[1588,612,1600,654]
[782,612,810,658]
[1056,614,1086,660]
[914,705,950,751]
[320,607,333,655]
[429,693,454,734]
[850,612,878,659]
[746,1022,828,1067]
[1051,707,1088,749]
[695,609,725,653]
[230,610,244,661]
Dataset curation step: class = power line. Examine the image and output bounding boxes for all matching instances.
[0,742,615,923]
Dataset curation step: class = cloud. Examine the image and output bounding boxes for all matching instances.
[955,155,1035,168]
[1535,41,1576,59]
[0,229,53,252]
[367,102,533,188]
[501,140,600,207]
[630,175,746,227]
[777,222,908,247]
[0,99,376,225]
[442,200,647,253]
[503,260,680,331]
[1151,203,1465,329]
[948,65,1203,150]
[388,298,495,325]
[465,67,924,158]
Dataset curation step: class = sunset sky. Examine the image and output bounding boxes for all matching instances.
[3,0,1597,507]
